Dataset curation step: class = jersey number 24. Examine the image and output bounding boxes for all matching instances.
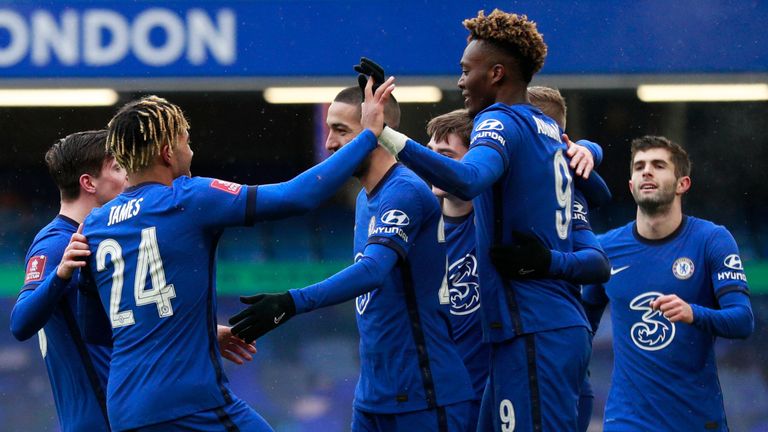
[96,227,177,328]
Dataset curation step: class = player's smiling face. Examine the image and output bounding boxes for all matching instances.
[459,40,496,117]
[428,133,468,198]
[629,147,689,212]
[325,101,363,153]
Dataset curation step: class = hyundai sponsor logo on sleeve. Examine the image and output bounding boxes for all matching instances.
[475,119,504,131]
[724,254,743,270]
[717,254,748,282]
[381,209,410,226]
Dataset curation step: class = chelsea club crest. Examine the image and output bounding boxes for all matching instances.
[672,257,695,280]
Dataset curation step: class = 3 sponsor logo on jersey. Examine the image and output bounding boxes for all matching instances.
[210,179,242,195]
[474,119,504,131]
[108,197,144,226]
[354,253,374,315]
[672,257,695,280]
[448,253,481,315]
[629,291,676,351]
[24,255,47,282]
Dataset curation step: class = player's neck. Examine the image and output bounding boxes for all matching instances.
[361,149,396,194]
[59,196,98,224]
[127,165,175,187]
[496,84,529,106]
[635,202,683,240]
[442,195,473,218]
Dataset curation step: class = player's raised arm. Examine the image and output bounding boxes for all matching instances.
[375,127,505,201]
[252,77,396,221]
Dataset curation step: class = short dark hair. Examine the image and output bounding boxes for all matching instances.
[45,130,110,201]
[463,9,547,83]
[426,109,473,148]
[630,135,691,178]
[107,95,189,173]
[333,86,401,129]
[528,86,566,129]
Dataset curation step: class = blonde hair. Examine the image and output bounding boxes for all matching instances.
[107,95,189,173]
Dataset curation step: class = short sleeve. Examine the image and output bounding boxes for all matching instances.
[173,176,257,229]
[706,226,749,298]
[468,110,521,172]
[571,189,592,232]
[366,183,425,259]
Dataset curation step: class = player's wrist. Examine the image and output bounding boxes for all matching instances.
[378,126,407,156]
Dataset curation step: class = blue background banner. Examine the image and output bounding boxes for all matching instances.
[0,0,766,80]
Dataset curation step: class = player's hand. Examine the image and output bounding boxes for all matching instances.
[489,231,552,280]
[565,134,594,179]
[57,223,90,280]
[354,57,386,100]
[228,292,296,343]
[650,294,694,324]
[361,75,396,137]
[217,325,257,365]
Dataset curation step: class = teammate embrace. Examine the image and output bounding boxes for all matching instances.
[13,7,753,432]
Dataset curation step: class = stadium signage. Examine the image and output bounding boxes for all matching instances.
[0,1,765,84]
[0,8,234,68]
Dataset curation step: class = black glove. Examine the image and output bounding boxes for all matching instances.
[489,231,552,280]
[228,292,296,343]
[354,57,386,99]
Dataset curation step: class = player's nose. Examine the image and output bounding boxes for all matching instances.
[325,137,339,153]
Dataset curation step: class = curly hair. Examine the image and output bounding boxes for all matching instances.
[107,95,189,173]
[463,9,547,83]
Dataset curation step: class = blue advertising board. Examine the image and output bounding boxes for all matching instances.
[0,1,765,82]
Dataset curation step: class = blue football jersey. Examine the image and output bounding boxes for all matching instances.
[81,177,256,430]
[443,211,489,399]
[469,103,587,342]
[586,216,748,431]
[352,164,474,414]
[19,215,110,432]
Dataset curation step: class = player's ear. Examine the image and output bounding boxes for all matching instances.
[80,173,97,195]
[160,143,174,166]
[676,176,691,195]
[490,64,505,85]
[628,179,634,194]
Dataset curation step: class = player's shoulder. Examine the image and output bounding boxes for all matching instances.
[596,221,634,245]
[684,215,736,244]
[386,165,435,199]
[25,216,76,260]
[685,215,726,234]
[173,176,244,198]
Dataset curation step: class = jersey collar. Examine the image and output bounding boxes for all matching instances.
[632,215,688,245]
[367,163,400,199]
[56,214,79,228]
